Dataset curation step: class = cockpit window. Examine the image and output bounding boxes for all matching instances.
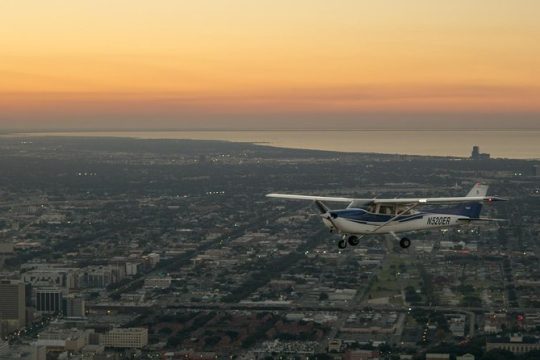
[368,204,415,215]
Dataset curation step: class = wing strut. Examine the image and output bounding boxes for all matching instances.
[315,200,341,232]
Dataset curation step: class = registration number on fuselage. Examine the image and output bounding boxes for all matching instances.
[426,216,451,226]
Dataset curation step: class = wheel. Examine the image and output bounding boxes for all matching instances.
[347,235,360,246]
[399,237,411,249]
[338,239,347,249]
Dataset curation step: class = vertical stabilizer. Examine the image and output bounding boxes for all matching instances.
[466,183,489,197]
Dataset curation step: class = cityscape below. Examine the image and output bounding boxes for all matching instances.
[0,136,539,360]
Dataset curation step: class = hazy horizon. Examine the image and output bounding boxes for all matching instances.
[2,116,540,132]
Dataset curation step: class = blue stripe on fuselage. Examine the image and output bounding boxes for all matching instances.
[331,208,425,224]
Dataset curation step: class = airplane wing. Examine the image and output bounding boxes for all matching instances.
[371,196,507,204]
[266,193,506,204]
[266,194,357,202]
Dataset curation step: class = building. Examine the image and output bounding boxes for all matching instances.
[35,288,63,313]
[327,339,342,352]
[0,342,46,360]
[456,354,475,360]
[0,280,26,336]
[426,354,450,360]
[102,327,148,349]
[0,341,8,357]
[81,344,105,357]
[64,295,85,318]
[486,336,540,354]
[0,243,14,255]
[33,345,47,360]
[22,268,79,290]
[145,253,160,267]
[125,262,140,276]
[470,145,490,160]
[344,350,380,360]
[36,328,92,352]
[446,314,466,337]
[79,266,115,288]
[484,312,508,333]
[144,277,172,289]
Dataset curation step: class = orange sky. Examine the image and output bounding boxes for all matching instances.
[1,0,539,129]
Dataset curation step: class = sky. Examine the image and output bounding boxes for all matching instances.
[1,0,539,130]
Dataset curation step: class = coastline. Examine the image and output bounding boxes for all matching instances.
[2,130,540,160]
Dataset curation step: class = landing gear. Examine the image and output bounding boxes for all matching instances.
[347,235,360,246]
[338,235,360,249]
[399,237,411,249]
[390,232,412,249]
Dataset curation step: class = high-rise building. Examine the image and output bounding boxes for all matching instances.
[471,145,480,159]
[64,295,85,318]
[79,266,115,288]
[470,145,490,160]
[35,288,63,313]
[0,280,26,336]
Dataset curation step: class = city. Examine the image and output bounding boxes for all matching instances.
[0,136,539,359]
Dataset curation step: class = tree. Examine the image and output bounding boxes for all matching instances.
[481,349,516,360]
[158,327,173,335]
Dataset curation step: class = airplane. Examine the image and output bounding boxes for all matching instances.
[266,183,506,249]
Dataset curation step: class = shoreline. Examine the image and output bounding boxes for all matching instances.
[2,131,539,161]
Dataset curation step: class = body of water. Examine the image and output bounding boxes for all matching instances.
[7,130,540,159]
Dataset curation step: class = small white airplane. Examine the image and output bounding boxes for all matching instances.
[267,183,506,249]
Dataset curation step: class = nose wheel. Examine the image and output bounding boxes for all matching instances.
[338,239,347,249]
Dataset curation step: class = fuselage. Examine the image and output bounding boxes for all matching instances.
[322,205,477,235]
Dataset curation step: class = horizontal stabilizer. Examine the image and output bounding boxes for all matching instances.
[457,217,507,222]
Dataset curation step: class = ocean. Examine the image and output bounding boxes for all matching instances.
[6,130,540,159]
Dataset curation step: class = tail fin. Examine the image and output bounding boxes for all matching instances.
[466,183,489,197]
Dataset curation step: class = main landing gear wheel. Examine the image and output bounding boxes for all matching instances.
[399,237,411,249]
[347,235,360,246]
[338,239,347,249]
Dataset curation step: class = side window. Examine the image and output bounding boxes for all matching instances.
[380,205,393,215]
